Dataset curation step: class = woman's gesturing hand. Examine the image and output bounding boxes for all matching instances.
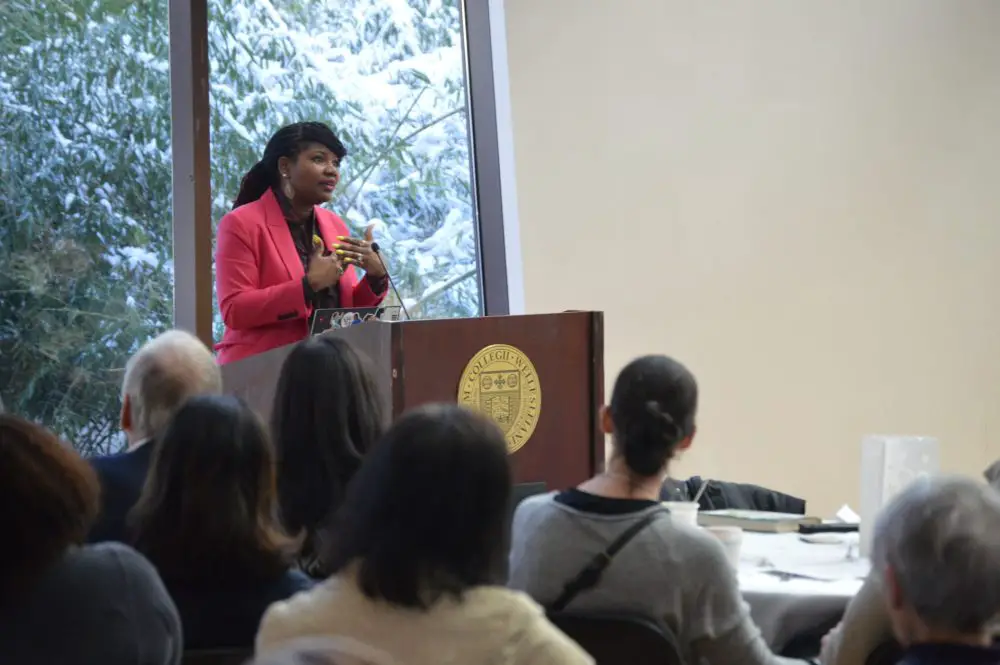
[306,240,344,291]
[334,224,387,279]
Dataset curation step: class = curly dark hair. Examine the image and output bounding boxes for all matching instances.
[0,415,100,599]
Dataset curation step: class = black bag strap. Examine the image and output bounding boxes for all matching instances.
[548,509,667,612]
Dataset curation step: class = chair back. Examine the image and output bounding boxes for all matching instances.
[182,648,253,665]
[547,610,685,665]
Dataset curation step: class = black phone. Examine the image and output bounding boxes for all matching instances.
[798,522,859,534]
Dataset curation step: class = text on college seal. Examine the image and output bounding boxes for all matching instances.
[456,344,541,454]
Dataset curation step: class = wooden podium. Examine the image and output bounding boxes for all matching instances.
[221,312,605,491]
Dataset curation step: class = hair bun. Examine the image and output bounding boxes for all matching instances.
[644,401,682,442]
[610,355,698,478]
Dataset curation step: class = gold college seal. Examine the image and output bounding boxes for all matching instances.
[457,344,541,453]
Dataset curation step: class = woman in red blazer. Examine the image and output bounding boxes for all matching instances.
[215,123,388,364]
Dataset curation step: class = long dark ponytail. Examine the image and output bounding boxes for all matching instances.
[233,121,348,209]
[609,355,698,477]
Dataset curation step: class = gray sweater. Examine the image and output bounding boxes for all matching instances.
[0,542,182,665]
[508,491,803,665]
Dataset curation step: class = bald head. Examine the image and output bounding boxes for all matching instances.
[121,330,221,444]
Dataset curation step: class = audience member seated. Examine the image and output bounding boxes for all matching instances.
[820,466,1000,665]
[130,395,313,650]
[271,336,386,577]
[821,472,1000,665]
[0,414,182,665]
[508,355,801,665]
[871,476,1000,665]
[819,571,891,665]
[256,404,593,665]
[89,329,222,542]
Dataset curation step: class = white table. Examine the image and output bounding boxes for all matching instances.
[737,532,868,651]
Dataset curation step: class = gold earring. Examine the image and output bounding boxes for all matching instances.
[281,172,294,201]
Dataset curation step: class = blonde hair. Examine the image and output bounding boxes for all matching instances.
[121,330,221,440]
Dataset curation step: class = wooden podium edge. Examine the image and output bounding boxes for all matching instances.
[390,323,405,419]
[588,311,606,476]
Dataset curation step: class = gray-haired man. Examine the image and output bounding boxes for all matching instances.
[88,329,222,542]
[872,476,1000,665]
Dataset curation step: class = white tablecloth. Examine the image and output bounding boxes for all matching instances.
[737,532,868,651]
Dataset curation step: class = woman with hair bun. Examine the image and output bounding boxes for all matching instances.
[215,122,389,364]
[508,355,800,665]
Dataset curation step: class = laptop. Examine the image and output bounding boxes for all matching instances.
[310,306,403,335]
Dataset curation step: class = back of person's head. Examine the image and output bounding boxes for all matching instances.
[252,637,395,665]
[130,395,294,583]
[271,336,386,540]
[121,329,222,442]
[872,475,1000,643]
[0,415,99,598]
[608,355,698,477]
[325,404,511,608]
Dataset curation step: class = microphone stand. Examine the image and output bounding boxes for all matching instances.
[370,242,411,320]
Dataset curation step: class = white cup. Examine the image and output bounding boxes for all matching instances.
[705,526,744,568]
[662,501,699,528]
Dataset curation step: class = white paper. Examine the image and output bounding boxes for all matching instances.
[835,504,860,523]
[769,558,870,582]
[739,532,869,581]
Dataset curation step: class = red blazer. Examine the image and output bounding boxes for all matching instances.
[215,188,386,364]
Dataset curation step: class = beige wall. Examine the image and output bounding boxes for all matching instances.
[503,0,1000,514]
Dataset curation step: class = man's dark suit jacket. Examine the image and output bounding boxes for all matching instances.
[900,643,1000,665]
[88,442,154,543]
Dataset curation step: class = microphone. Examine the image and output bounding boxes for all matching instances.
[370,242,411,321]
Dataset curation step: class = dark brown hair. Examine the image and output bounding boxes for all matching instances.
[129,395,296,584]
[0,415,100,598]
[271,336,387,575]
[610,355,699,477]
[325,404,512,608]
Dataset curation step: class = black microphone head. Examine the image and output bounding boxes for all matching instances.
[370,242,381,253]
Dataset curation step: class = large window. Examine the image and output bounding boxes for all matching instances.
[0,0,508,455]
[0,0,174,456]
[208,0,481,334]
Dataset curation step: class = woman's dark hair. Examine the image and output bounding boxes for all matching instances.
[325,404,512,608]
[234,122,348,208]
[609,355,699,477]
[271,336,386,573]
[0,415,99,599]
[129,395,295,584]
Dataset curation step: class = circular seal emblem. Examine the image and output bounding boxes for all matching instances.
[457,344,541,454]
